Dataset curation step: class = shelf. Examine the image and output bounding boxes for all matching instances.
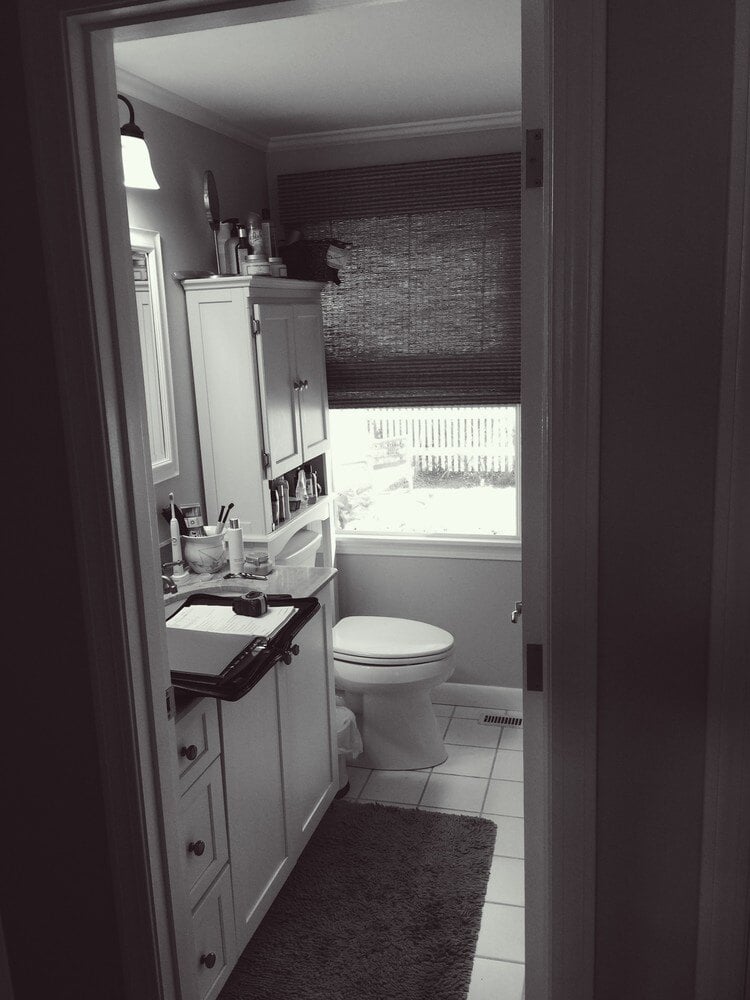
[242,495,331,550]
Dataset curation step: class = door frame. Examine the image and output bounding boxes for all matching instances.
[695,0,750,994]
[17,0,605,997]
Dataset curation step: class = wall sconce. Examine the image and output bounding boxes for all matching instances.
[117,94,159,190]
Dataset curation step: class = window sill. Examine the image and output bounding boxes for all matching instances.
[334,533,521,561]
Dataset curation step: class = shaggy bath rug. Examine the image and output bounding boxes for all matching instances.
[219,800,496,1000]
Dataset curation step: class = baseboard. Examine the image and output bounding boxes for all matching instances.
[432,682,523,713]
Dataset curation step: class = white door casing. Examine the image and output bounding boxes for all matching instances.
[17,1,607,998]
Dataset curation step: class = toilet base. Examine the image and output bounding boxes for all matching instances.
[356,688,448,770]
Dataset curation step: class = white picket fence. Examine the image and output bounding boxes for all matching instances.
[363,406,518,473]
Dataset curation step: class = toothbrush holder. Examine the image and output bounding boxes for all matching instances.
[181,533,227,574]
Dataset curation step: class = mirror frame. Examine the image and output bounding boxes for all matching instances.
[130,228,179,483]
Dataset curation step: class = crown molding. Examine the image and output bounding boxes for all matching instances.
[115,69,270,151]
[267,111,521,150]
[113,73,521,153]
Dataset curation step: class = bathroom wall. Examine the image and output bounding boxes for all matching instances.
[271,126,525,690]
[336,551,522,688]
[122,97,268,542]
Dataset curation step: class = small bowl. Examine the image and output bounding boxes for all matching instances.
[181,533,226,574]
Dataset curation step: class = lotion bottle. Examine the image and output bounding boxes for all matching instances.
[227,516,244,575]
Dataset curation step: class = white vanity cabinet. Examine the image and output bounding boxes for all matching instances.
[219,583,337,955]
[174,699,236,1000]
[171,581,338,997]
[183,276,330,535]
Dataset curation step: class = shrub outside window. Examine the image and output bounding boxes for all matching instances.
[330,405,519,538]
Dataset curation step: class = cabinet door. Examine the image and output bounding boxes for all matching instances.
[219,667,290,954]
[254,302,303,476]
[293,302,330,460]
[277,592,337,857]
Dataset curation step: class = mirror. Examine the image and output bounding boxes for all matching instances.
[130,228,179,483]
[203,169,222,273]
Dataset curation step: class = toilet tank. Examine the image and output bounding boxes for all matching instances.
[275,528,322,567]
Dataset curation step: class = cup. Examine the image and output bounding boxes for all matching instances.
[181,533,227,574]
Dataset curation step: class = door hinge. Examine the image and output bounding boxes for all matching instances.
[165,685,175,720]
[251,317,261,336]
[525,129,544,189]
[261,450,271,470]
[526,644,544,692]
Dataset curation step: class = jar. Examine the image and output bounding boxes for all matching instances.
[243,254,271,276]
[269,256,287,278]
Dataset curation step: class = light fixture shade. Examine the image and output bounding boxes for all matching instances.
[118,94,159,190]
[120,134,160,190]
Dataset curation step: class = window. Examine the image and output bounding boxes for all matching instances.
[331,405,519,538]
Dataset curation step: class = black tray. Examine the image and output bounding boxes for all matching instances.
[167,593,320,702]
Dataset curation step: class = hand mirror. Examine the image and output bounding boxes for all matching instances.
[203,170,221,273]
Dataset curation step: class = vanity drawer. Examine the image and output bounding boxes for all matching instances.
[191,864,236,1000]
[178,757,229,910]
[175,697,220,788]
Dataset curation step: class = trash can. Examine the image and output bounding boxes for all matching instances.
[334,697,363,797]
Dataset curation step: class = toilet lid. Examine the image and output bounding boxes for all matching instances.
[333,616,454,664]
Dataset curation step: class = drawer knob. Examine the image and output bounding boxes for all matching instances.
[201,952,217,969]
[181,744,198,761]
[188,840,206,857]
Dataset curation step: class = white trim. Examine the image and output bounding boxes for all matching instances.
[695,0,750,993]
[267,111,521,150]
[116,69,270,149]
[335,534,522,561]
[432,682,523,712]
[130,227,180,483]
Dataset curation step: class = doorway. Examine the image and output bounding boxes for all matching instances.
[16,1,606,998]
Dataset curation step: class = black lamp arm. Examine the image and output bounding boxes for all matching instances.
[117,94,145,140]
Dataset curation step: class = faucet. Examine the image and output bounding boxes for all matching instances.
[161,561,181,594]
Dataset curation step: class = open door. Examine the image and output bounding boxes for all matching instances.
[520,1,605,997]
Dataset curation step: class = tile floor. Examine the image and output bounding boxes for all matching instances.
[343,702,525,1000]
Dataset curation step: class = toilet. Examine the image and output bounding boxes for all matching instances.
[333,616,454,770]
[276,528,455,771]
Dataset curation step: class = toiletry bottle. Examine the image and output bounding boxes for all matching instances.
[271,486,279,527]
[217,220,233,274]
[235,225,251,272]
[227,516,244,575]
[247,212,265,260]
[224,219,240,275]
[295,468,307,504]
[276,478,286,522]
[280,477,291,519]
[261,208,277,259]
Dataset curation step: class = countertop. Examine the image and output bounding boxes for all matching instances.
[165,564,337,606]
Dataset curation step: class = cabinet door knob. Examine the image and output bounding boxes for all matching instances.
[188,840,206,856]
[292,379,301,390]
[200,952,217,969]
[302,379,309,390]
[291,643,300,657]
[181,744,198,761]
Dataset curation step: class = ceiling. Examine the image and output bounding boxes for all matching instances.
[113,0,520,145]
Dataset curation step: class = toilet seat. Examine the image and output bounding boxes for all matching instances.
[333,616,454,667]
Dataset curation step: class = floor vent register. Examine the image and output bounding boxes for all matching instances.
[480,713,523,728]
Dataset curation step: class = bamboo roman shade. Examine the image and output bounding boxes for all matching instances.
[277,153,521,408]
